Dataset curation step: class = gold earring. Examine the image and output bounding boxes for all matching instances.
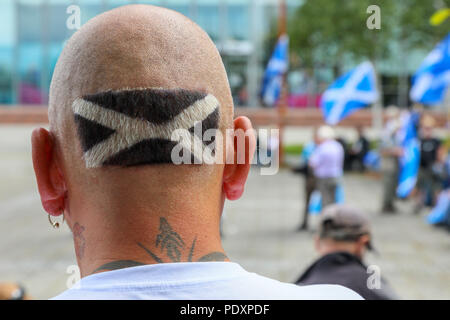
[48,214,65,229]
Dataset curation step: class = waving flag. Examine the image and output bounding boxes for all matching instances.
[364,150,381,172]
[335,184,345,204]
[261,35,289,106]
[308,190,322,215]
[410,33,450,105]
[321,61,378,125]
[426,190,450,225]
[396,111,420,198]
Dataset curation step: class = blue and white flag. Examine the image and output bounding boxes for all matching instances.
[396,112,420,198]
[363,150,381,172]
[321,61,379,125]
[335,184,345,204]
[426,190,450,225]
[308,190,322,215]
[410,33,450,105]
[301,141,316,162]
[261,35,289,106]
[308,185,345,215]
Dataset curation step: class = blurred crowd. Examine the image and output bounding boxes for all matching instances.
[378,106,449,227]
[288,107,449,300]
[295,106,449,230]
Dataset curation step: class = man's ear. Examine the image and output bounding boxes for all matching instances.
[314,235,321,253]
[31,128,66,216]
[355,234,371,257]
[222,116,256,201]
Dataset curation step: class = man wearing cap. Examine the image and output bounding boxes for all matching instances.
[295,204,398,300]
[308,126,344,208]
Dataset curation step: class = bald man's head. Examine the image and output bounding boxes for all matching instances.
[32,4,255,222]
[50,5,233,168]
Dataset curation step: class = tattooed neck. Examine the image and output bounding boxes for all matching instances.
[92,260,145,273]
[91,217,228,274]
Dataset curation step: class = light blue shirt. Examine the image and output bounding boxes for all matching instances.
[52,262,362,300]
[309,140,344,179]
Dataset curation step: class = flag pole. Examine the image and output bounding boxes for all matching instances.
[372,62,383,133]
[370,29,383,136]
[277,0,287,166]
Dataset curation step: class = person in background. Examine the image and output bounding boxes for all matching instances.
[349,126,370,172]
[336,136,351,171]
[445,190,450,230]
[444,149,450,190]
[309,126,344,208]
[295,204,398,300]
[380,106,403,213]
[415,115,442,211]
[295,128,318,231]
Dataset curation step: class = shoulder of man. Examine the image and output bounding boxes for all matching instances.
[246,271,363,300]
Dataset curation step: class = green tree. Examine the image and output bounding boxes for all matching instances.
[398,0,450,48]
[287,0,449,73]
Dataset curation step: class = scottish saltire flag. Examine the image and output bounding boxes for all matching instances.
[396,112,420,198]
[363,150,381,171]
[321,61,378,125]
[261,35,289,106]
[308,185,345,215]
[308,190,322,215]
[410,33,450,105]
[335,184,345,204]
[301,142,316,162]
[426,190,450,225]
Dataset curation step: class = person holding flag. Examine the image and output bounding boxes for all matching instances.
[415,116,443,211]
[320,61,379,125]
[293,128,318,231]
[308,126,344,209]
[396,110,421,200]
[379,106,403,213]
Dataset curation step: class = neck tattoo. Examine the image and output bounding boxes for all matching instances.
[91,217,227,274]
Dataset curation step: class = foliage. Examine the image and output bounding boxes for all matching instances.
[286,0,450,71]
[283,144,304,155]
[399,0,450,48]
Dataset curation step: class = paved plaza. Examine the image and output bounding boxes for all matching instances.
[0,125,449,299]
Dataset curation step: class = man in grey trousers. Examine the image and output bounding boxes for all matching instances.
[309,126,344,208]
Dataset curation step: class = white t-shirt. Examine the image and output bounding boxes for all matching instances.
[52,262,362,300]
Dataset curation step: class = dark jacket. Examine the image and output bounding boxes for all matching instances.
[295,251,398,300]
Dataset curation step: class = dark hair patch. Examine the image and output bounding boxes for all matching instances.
[72,88,220,168]
[83,88,207,124]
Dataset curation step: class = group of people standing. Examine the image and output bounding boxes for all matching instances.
[380,106,448,218]
[291,107,449,300]
[297,106,449,225]
[296,125,345,231]
[293,126,398,299]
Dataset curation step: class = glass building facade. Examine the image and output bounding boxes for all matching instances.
[0,0,442,108]
[0,0,301,106]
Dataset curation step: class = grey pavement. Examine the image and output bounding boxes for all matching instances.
[0,125,449,299]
